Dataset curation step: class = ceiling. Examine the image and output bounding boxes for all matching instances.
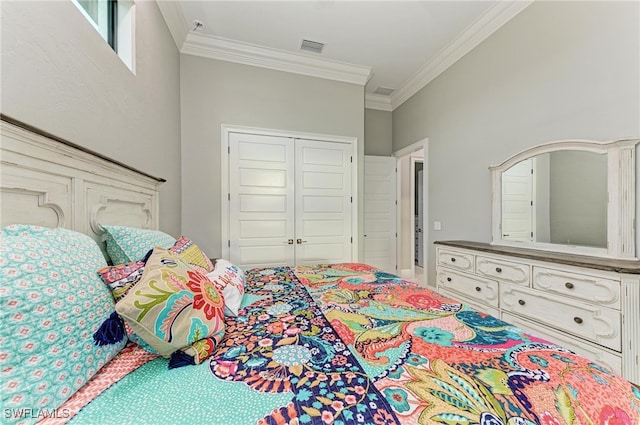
[158,1,532,111]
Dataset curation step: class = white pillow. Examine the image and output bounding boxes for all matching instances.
[206,259,245,316]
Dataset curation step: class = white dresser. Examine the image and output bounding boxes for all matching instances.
[435,240,640,386]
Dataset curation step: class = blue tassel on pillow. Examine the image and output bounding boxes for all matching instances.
[168,350,195,369]
[93,312,126,346]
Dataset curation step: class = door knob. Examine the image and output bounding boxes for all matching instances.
[296,239,308,244]
[284,239,294,245]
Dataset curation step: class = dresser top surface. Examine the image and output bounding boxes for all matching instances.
[435,240,640,274]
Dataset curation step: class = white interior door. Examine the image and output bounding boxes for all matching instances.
[229,133,295,268]
[363,156,397,272]
[502,158,533,241]
[294,139,352,265]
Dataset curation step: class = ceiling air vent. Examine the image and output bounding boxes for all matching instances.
[300,39,325,54]
[374,87,395,96]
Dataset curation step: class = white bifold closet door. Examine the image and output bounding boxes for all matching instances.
[229,134,295,268]
[295,139,352,266]
[228,133,352,269]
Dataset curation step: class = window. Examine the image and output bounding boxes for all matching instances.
[74,0,117,50]
[73,0,136,72]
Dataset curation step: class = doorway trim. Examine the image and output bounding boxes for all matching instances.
[393,137,429,283]
[220,124,359,262]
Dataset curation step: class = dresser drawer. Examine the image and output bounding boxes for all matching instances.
[437,248,474,272]
[500,283,621,351]
[533,266,620,309]
[438,288,500,318]
[436,267,499,308]
[501,312,622,375]
[476,256,530,286]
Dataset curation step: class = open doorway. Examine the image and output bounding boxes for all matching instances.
[394,138,428,285]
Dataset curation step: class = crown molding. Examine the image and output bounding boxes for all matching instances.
[365,93,393,112]
[156,0,189,50]
[181,33,372,86]
[391,0,533,110]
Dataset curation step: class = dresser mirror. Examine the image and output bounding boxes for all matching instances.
[490,139,639,259]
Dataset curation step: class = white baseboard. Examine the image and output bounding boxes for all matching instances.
[399,268,414,279]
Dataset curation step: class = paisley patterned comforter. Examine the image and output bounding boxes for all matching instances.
[67,263,639,425]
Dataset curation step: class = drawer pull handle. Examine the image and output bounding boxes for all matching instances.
[574,317,583,324]
[451,257,456,262]
[446,277,452,282]
[565,282,575,289]
[518,299,526,306]
[495,267,502,273]
[475,286,482,292]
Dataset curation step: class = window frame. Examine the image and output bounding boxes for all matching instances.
[107,0,118,52]
[72,0,135,72]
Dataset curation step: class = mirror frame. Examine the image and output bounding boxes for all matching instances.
[490,138,639,260]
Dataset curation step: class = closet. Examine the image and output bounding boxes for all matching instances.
[227,132,353,269]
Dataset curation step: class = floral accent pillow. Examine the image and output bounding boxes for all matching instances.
[102,225,176,265]
[97,236,213,303]
[170,236,214,273]
[206,259,245,316]
[114,247,226,357]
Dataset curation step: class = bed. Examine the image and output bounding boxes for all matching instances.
[2,117,639,425]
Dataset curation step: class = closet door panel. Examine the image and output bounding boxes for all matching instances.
[229,133,295,269]
[295,139,352,265]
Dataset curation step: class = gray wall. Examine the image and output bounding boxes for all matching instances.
[180,56,364,258]
[365,108,392,156]
[392,1,639,283]
[0,0,182,236]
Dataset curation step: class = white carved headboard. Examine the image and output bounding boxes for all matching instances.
[0,115,165,258]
